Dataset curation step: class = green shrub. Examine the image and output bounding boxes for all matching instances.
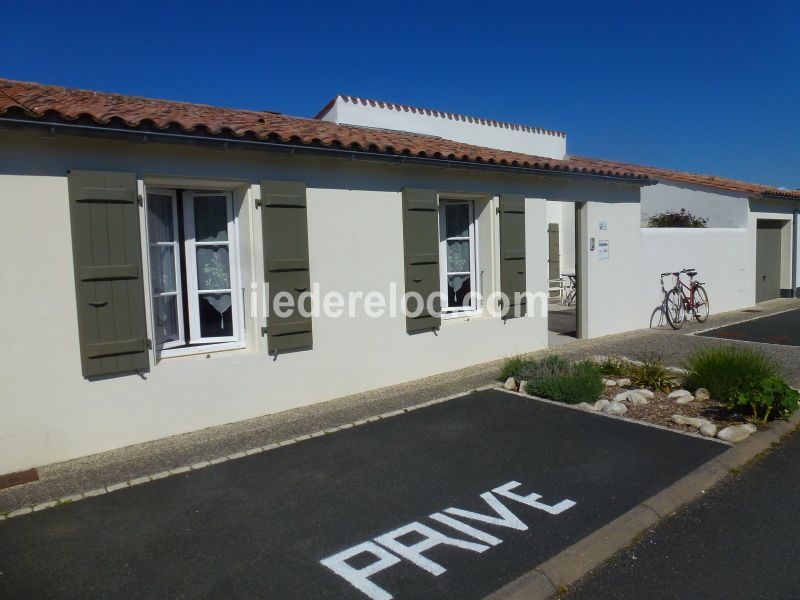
[595,355,628,377]
[647,208,708,228]
[683,345,782,402]
[730,377,800,423]
[630,353,677,392]
[499,355,534,381]
[523,357,604,405]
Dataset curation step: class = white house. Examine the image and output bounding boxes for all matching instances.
[0,79,797,478]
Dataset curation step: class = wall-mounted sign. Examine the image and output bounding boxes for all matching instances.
[599,221,608,231]
[598,240,609,260]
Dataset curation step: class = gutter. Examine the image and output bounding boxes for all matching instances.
[0,115,656,186]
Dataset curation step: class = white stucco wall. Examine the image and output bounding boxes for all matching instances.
[641,180,749,228]
[3,130,643,474]
[319,96,567,160]
[639,228,751,325]
[577,198,643,338]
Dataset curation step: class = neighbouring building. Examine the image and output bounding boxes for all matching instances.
[0,80,797,476]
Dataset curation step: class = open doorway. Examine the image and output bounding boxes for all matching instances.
[755,219,787,302]
[546,201,579,346]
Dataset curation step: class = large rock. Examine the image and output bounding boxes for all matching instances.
[604,379,618,387]
[519,380,528,393]
[695,388,711,401]
[614,390,649,405]
[576,402,599,411]
[669,389,694,404]
[717,424,757,443]
[672,414,718,437]
[603,401,628,416]
[616,378,632,387]
[672,414,708,428]
[503,377,517,391]
[594,399,610,411]
[699,423,718,437]
[635,388,655,399]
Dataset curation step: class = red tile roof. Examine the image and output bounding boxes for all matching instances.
[0,78,647,181]
[315,95,566,137]
[569,155,800,199]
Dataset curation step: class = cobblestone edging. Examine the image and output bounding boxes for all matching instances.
[0,389,486,522]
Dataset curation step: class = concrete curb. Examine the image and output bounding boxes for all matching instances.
[486,409,800,600]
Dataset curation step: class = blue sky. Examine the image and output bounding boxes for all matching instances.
[2,1,798,187]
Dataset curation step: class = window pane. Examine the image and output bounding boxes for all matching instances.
[194,195,228,242]
[196,246,231,290]
[147,194,175,243]
[448,275,472,308]
[153,295,180,345]
[445,203,470,238]
[447,240,470,273]
[149,245,177,294]
[200,293,233,337]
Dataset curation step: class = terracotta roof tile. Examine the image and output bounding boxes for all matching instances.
[0,78,648,181]
[569,155,800,200]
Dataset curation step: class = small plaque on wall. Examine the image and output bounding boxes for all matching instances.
[598,240,609,260]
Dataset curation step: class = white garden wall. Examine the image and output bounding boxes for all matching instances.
[639,228,751,326]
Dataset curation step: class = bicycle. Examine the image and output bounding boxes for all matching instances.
[660,268,710,330]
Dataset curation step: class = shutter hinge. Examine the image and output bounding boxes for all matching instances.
[138,193,144,207]
[260,326,268,336]
[146,338,153,349]
[496,206,501,214]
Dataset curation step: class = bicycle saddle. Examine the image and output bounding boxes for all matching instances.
[686,270,697,277]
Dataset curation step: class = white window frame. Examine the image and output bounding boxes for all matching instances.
[183,190,243,345]
[439,199,480,317]
[146,188,186,350]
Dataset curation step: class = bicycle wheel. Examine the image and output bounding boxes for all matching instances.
[693,285,710,322]
[665,288,685,329]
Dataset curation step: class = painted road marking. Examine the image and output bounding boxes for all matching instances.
[320,480,576,599]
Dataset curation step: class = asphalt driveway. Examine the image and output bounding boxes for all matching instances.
[0,390,725,600]
[696,309,800,347]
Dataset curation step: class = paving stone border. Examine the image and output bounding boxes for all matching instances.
[486,406,800,600]
[0,388,487,522]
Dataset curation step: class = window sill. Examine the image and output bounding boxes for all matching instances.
[440,309,487,324]
[156,341,246,361]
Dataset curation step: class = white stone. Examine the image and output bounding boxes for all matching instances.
[603,401,628,416]
[616,378,631,387]
[604,379,618,387]
[700,423,718,437]
[635,389,655,399]
[668,389,692,400]
[519,380,528,392]
[695,388,711,401]
[675,396,695,405]
[576,402,599,411]
[503,377,518,391]
[615,390,649,405]
[671,415,709,429]
[594,399,610,411]
[717,424,757,443]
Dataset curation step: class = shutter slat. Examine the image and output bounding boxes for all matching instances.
[402,188,441,333]
[499,193,527,318]
[68,170,149,377]
[260,180,313,353]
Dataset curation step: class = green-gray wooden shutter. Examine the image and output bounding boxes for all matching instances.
[499,193,527,318]
[68,170,149,377]
[402,188,441,332]
[260,180,313,352]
